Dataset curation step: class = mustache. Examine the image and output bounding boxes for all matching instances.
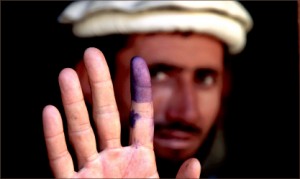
[154,121,201,134]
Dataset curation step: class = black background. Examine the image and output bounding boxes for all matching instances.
[1,1,299,178]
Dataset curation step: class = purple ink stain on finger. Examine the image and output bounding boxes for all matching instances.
[129,110,140,128]
[130,56,152,102]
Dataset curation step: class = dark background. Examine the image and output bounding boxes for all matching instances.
[1,1,299,178]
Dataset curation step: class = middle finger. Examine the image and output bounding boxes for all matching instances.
[83,47,121,150]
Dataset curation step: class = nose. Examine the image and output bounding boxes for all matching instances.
[166,73,199,124]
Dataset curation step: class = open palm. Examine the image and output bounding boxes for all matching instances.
[43,47,200,178]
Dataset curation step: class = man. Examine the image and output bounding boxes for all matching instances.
[43,1,253,178]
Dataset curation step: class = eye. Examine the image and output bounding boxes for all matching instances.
[195,69,217,87]
[150,70,171,83]
[201,75,215,86]
[153,71,168,81]
[148,64,177,83]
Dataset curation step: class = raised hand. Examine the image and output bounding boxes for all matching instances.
[42,47,201,178]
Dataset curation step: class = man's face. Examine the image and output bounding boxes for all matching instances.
[114,33,224,161]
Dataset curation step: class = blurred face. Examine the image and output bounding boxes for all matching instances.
[114,33,224,161]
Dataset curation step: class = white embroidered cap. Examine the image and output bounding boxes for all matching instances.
[58,1,253,54]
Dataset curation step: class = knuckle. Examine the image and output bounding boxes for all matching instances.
[93,104,119,119]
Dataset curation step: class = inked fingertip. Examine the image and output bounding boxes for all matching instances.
[131,56,141,61]
[130,56,152,102]
[130,56,148,74]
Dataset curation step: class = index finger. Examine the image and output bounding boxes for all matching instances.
[129,56,154,149]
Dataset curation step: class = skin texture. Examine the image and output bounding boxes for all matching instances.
[75,33,225,176]
[43,47,201,178]
[114,33,224,162]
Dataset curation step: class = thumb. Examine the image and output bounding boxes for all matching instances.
[176,158,201,179]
